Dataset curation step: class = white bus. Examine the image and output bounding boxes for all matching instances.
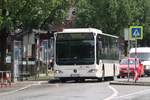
[54,28,119,82]
[129,47,150,76]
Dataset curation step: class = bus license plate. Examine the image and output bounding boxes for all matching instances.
[71,74,80,77]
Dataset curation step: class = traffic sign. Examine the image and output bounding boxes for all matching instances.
[129,26,143,40]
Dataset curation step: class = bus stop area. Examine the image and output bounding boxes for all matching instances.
[110,77,150,86]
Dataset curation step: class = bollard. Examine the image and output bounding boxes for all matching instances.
[0,71,11,87]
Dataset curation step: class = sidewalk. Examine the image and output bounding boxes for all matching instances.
[0,81,41,94]
[110,77,150,86]
[0,73,54,94]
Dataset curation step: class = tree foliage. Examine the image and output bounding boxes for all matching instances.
[0,0,70,33]
[0,0,71,65]
[75,0,145,37]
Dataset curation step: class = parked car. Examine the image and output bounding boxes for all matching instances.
[129,47,150,76]
[118,57,144,78]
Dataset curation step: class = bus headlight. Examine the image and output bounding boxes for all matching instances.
[88,69,98,73]
[55,70,63,74]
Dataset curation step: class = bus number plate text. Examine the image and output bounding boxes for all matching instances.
[71,74,80,77]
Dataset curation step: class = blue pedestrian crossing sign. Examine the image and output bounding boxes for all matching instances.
[130,26,143,40]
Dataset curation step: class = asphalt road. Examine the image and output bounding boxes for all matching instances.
[1,80,150,100]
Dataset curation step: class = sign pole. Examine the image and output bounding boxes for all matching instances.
[127,32,130,82]
[134,37,137,82]
[129,26,143,82]
[124,28,130,82]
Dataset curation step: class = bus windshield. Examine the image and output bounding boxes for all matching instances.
[56,33,95,65]
[130,53,150,61]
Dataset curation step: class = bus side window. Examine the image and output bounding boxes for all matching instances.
[98,41,102,55]
[96,35,102,64]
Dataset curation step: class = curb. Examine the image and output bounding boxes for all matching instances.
[0,81,47,95]
[110,81,150,86]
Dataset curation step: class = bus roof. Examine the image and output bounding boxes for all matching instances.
[62,28,102,33]
[57,28,118,38]
[130,47,150,53]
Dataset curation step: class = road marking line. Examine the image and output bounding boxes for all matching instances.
[103,85,118,100]
[114,88,150,99]
[0,81,43,96]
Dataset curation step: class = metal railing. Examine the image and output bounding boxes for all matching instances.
[0,71,11,87]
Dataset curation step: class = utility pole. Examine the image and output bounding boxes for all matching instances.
[36,29,40,79]
[127,34,130,82]
[11,33,14,82]
[124,28,130,82]
[25,32,29,75]
[134,37,137,83]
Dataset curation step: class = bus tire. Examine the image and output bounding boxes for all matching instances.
[109,77,114,81]
[104,77,108,81]
[104,77,114,81]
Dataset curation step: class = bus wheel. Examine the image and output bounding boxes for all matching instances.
[104,77,114,81]
[104,77,108,81]
[109,77,114,81]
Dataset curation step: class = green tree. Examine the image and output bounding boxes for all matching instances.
[0,0,70,65]
[6,0,70,31]
[75,0,145,37]
[142,0,150,46]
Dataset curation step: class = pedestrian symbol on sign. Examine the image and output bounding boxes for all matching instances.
[132,28,140,37]
[130,26,143,40]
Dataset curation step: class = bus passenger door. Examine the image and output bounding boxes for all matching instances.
[99,60,104,77]
[96,34,104,78]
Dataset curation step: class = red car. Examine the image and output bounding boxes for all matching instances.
[118,57,144,79]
